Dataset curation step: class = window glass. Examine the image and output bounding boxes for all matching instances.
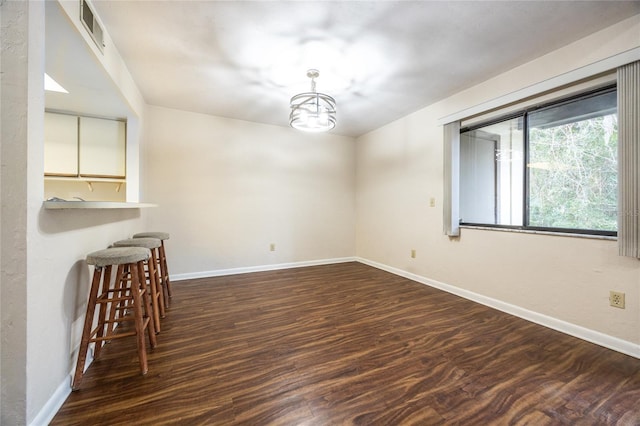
[460,117,524,226]
[459,87,617,235]
[528,90,617,232]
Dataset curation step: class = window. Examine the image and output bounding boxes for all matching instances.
[459,87,617,236]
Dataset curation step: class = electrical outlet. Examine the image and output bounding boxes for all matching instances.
[270,243,276,252]
[411,249,416,258]
[609,291,625,309]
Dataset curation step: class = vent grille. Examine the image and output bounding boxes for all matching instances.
[80,0,104,54]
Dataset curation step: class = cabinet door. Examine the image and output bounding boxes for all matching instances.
[79,117,126,178]
[44,112,79,176]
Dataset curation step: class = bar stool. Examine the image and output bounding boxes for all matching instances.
[72,247,157,391]
[133,232,172,307]
[113,238,165,332]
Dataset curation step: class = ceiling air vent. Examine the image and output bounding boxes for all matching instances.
[80,0,105,54]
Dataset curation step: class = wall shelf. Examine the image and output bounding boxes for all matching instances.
[43,201,157,210]
[45,176,125,183]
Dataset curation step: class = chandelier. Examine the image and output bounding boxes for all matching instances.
[289,69,336,132]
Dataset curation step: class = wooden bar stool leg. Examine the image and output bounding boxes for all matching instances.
[105,264,125,339]
[93,265,113,359]
[149,249,165,319]
[72,266,104,391]
[160,242,172,300]
[130,262,149,375]
[137,260,157,349]
[146,257,161,333]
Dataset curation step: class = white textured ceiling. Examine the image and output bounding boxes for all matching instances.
[50,1,640,137]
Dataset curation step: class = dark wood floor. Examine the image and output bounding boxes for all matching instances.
[52,262,640,425]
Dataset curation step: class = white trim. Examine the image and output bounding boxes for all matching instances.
[29,350,93,426]
[29,380,71,426]
[438,47,640,126]
[356,257,640,359]
[171,257,358,281]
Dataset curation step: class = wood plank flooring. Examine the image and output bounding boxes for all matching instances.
[52,262,640,425]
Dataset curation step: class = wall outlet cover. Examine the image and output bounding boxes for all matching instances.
[609,291,625,309]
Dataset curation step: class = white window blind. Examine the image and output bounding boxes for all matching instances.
[443,121,461,237]
[618,60,640,258]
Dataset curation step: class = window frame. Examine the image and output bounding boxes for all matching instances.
[459,85,618,237]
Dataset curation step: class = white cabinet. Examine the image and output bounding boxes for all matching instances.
[44,113,78,176]
[44,112,126,178]
[79,117,126,178]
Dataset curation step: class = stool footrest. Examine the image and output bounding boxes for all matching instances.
[91,330,137,341]
[87,317,152,342]
[97,294,132,303]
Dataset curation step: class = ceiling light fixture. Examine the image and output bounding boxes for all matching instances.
[289,69,336,132]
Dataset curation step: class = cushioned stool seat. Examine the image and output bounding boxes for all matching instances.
[133,232,172,306]
[87,247,149,266]
[133,232,169,240]
[73,247,156,390]
[113,238,165,331]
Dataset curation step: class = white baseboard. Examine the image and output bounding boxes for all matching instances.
[30,349,94,425]
[356,257,640,359]
[29,379,70,426]
[171,257,358,281]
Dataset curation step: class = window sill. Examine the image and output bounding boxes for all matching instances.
[459,225,616,241]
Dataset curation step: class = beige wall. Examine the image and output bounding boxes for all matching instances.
[8,6,639,425]
[356,15,640,351]
[1,1,31,423]
[0,1,148,424]
[142,105,356,276]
